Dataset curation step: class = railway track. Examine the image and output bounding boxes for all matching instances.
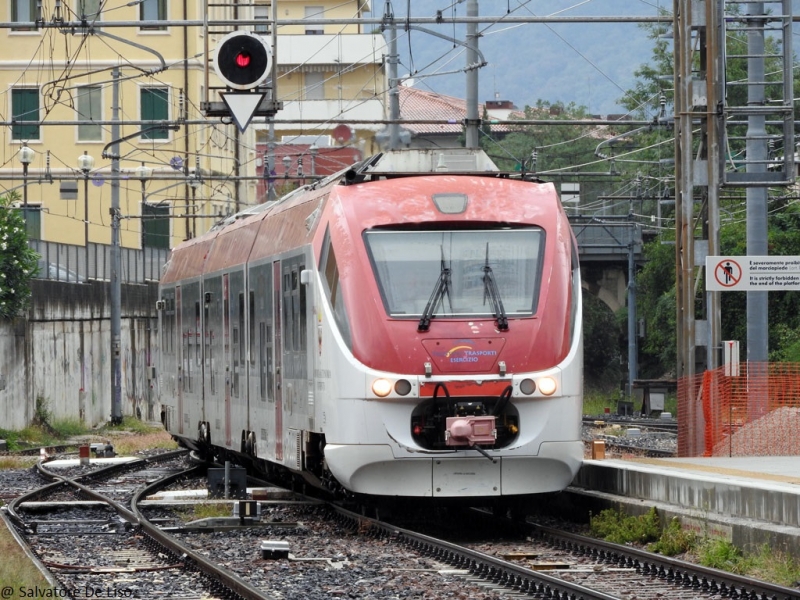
[383,507,800,600]
[5,449,799,599]
[4,449,271,600]
[583,416,678,457]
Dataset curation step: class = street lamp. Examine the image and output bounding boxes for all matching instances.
[18,144,35,223]
[78,151,95,280]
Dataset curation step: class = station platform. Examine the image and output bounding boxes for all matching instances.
[567,456,800,553]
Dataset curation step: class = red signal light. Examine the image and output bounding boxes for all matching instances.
[214,31,273,90]
[235,52,251,68]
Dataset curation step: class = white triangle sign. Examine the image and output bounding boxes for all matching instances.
[221,92,266,133]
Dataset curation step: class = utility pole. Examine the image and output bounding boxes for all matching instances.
[465,0,480,148]
[383,0,400,150]
[110,67,122,425]
[745,2,768,368]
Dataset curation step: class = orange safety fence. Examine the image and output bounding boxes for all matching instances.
[677,362,800,457]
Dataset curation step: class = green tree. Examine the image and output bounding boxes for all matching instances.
[636,235,677,377]
[0,193,39,319]
[582,293,624,390]
[621,10,800,373]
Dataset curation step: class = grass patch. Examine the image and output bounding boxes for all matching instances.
[0,456,39,470]
[648,516,696,556]
[178,502,232,522]
[589,506,800,585]
[743,544,800,587]
[108,430,178,456]
[583,388,679,417]
[100,416,162,435]
[0,517,52,593]
[696,537,751,574]
[0,425,59,451]
[590,506,662,545]
[583,390,616,416]
[0,416,175,458]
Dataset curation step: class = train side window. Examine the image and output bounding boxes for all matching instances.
[298,268,306,352]
[249,290,255,366]
[283,272,292,351]
[238,292,245,365]
[195,301,201,368]
[205,295,215,396]
[259,322,266,401]
[319,226,352,349]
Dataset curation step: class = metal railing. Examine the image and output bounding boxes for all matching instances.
[29,240,169,284]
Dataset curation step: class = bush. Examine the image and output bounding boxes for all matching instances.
[0,193,39,319]
[590,506,661,545]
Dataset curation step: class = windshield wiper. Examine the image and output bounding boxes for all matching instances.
[418,250,451,332]
[483,243,509,331]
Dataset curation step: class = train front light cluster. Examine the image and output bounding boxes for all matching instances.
[519,376,558,396]
[371,378,413,398]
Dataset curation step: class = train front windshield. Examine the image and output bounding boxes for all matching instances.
[364,229,544,318]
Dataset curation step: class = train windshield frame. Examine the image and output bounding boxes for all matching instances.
[364,228,545,319]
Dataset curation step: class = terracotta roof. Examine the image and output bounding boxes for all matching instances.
[398,86,519,136]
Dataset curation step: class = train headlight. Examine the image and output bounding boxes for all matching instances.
[394,379,412,396]
[519,378,536,395]
[537,376,557,396]
[371,378,392,397]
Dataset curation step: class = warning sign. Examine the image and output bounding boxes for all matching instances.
[706,256,800,291]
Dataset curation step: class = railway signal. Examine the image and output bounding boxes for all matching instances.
[213,31,273,132]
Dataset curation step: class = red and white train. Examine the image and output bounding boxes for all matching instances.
[158,148,583,499]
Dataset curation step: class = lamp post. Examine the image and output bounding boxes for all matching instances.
[135,162,153,245]
[309,143,318,178]
[188,175,200,239]
[18,144,35,224]
[78,151,95,280]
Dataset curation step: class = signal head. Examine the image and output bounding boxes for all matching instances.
[214,31,273,90]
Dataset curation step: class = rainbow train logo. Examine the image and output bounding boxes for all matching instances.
[445,344,498,363]
[422,338,505,372]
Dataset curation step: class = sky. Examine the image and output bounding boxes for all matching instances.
[368,0,668,115]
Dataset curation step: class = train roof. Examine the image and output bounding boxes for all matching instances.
[160,148,549,284]
[209,148,539,230]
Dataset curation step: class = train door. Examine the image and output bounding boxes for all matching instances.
[247,263,274,461]
[223,273,232,447]
[272,260,283,461]
[202,276,222,446]
[175,286,183,434]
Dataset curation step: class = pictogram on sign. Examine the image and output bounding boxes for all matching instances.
[714,259,742,288]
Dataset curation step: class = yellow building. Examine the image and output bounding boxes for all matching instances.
[1,0,385,266]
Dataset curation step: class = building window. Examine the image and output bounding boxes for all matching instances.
[254,4,269,34]
[304,6,323,34]
[140,87,169,140]
[12,88,39,141]
[140,0,167,30]
[142,203,170,248]
[20,206,42,240]
[11,0,36,30]
[304,72,324,100]
[77,86,102,141]
[77,0,102,20]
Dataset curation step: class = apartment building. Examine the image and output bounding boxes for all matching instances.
[1,0,385,258]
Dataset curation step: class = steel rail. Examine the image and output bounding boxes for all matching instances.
[6,449,188,528]
[331,504,620,600]
[529,521,800,600]
[131,464,273,600]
